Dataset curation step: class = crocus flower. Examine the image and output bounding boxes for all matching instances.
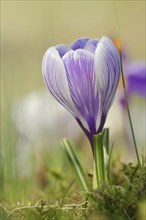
[42,37,120,150]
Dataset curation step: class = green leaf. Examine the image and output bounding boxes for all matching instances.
[61,138,90,194]
[107,142,114,183]
[102,128,109,155]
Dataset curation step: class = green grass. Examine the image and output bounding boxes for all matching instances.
[1,163,146,220]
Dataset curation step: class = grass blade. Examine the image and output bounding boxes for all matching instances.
[113,0,141,167]
[61,138,90,194]
[107,142,114,183]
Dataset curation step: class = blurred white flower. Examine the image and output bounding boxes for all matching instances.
[12,89,82,177]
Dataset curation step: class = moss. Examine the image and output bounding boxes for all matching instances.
[90,163,146,220]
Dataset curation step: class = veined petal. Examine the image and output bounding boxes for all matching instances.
[42,47,76,116]
[71,38,89,50]
[42,37,121,145]
[84,39,99,54]
[94,36,120,123]
[56,44,70,57]
[62,49,99,134]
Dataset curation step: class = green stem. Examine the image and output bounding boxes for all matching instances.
[113,0,141,167]
[93,133,106,189]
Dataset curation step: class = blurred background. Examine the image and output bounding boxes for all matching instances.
[1,1,145,202]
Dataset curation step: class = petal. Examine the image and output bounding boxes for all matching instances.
[56,44,70,57]
[84,39,99,54]
[124,62,146,96]
[94,36,120,125]
[42,47,76,116]
[70,38,89,50]
[62,49,100,134]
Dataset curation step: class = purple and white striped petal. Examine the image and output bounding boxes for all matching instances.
[42,37,120,143]
[84,39,99,54]
[42,47,76,117]
[62,49,99,134]
[94,37,120,125]
[56,44,70,57]
[71,38,89,50]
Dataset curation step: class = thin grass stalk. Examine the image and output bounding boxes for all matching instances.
[113,0,141,167]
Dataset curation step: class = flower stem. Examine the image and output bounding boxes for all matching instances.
[93,133,106,189]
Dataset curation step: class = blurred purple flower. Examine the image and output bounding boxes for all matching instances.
[42,37,120,149]
[120,61,146,107]
[113,38,146,107]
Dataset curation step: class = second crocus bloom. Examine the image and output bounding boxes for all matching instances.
[42,37,120,148]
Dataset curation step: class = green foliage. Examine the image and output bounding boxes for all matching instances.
[61,138,90,193]
[1,164,145,220]
[91,163,146,220]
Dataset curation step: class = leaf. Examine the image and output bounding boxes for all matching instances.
[61,138,90,194]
